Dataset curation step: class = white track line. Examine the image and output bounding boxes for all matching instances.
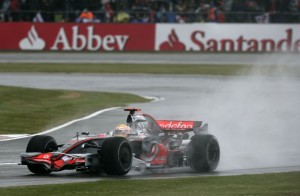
[143,96,165,102]
[0,107,119,142]
[35,107,120,136]
[0,163,18,166]
[0,96,164,142]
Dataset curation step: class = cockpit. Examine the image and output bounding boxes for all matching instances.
[127,113,162,136]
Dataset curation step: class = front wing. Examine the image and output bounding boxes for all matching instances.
[21,152,89,171]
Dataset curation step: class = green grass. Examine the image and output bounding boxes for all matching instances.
[0,172,299,196]
[0,63,250,75]
[1,63,299,76]
[0,85,148,134]
[0,63,279,75]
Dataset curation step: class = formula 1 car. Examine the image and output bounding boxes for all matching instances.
[20,108,220,176]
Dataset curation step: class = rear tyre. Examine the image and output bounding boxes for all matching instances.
[26,135,57,174]
[101,137,132,175]
[187,134,220,172]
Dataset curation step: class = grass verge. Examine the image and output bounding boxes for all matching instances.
[0,63,250,75]
[0,85,148,134]
[0,172,299,196]
[1,63,300,76]
[2,63,300,76]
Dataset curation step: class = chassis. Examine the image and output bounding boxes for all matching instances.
[20,108,220,176]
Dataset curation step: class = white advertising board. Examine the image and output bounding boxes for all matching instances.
[155,24,300,52]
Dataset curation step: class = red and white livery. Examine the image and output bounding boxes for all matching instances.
[20,108,220,175]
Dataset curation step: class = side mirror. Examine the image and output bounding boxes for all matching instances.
[81,143,101,149]
[81,143,87,149]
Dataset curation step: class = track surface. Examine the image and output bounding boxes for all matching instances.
[0,53,300,187]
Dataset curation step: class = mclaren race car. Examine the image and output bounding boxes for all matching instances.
[21,108,220,176]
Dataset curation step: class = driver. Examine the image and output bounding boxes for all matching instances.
[113,124,133,137]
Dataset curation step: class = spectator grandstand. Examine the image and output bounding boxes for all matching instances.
[0,0,299,23]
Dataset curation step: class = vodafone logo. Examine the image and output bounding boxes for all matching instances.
[157,120,194,130]
[19,26,45,50]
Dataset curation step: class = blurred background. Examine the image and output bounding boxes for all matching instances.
[1,0,299,24]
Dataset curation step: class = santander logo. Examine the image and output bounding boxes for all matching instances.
[157,120,194,130]
[19,26,45,50]
[156,25,300,52]
[159,29,185,51]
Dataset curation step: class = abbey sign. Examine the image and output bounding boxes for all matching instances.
[0,23,154,51]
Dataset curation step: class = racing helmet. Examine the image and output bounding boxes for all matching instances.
[113,124,132,137]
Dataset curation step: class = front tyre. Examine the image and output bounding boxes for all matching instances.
[101,137,132,176]
[187,134,220,172]
[26,135,57,174]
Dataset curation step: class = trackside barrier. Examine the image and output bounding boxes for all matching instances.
[0,23,299,52]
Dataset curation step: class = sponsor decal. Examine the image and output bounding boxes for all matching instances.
[159,29,185,51]
[2,23,299,52]
[98,134,106,138]
[156,24,300,52]
[19,26,45,50]
[0,23,155,51]
[157,120,194,130]
[50,26,129,51]
[190,28,299,52]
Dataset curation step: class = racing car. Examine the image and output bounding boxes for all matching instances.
[21,108,220,176]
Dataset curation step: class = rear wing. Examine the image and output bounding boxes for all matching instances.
[123,108,208,135]
[156,120,208,134]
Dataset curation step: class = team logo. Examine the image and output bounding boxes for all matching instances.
[159,29,185,51]
[157,120,194,130]
[19,26,45,50]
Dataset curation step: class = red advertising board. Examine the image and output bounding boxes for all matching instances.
[0,23,155,51]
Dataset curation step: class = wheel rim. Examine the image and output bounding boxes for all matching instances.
[119,145,131,170]
[208,140,220,165]
[44,141,56,152]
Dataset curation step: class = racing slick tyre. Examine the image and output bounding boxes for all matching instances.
[187,134,220,172]
[101,137,132,176]
[26,135,57,174]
